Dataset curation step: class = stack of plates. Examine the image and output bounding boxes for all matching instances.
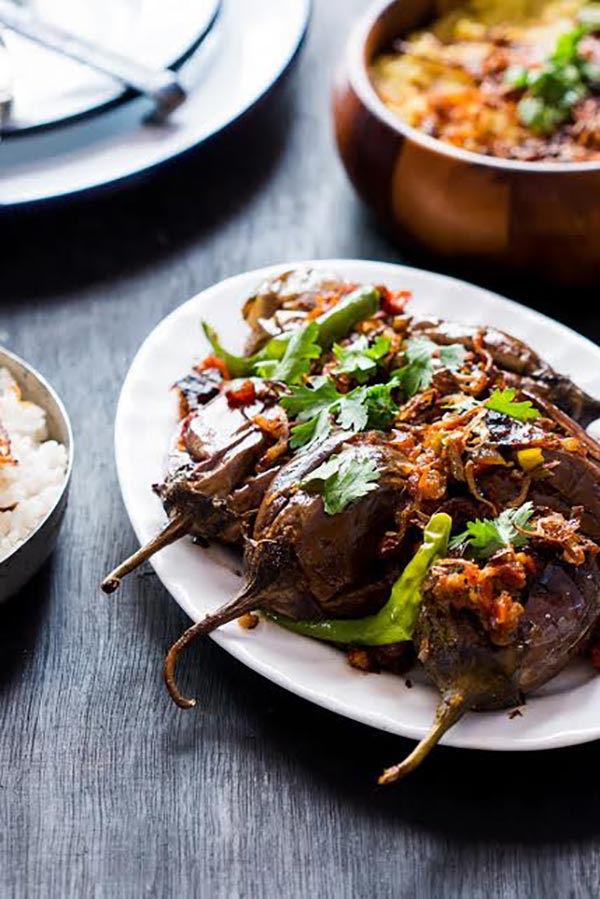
[0,0,310,207]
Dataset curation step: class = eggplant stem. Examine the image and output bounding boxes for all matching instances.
[101,514,193,594]
[164,587,258,709]
[378,691,466,784]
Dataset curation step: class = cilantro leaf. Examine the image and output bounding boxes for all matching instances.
[337,390,369,432]
[283,378,341,450]
[299,448,381,515]
[485,388,540,422]
[335,382,399,432]
[395,338,435,397]
[505,65,531,90]
[517,94,573,132]
[284,376,400,450]
[506,25,595,134]
[393,337,466,398]
[255,322,321,384]
[333,335,391,383]
[289,408,332,450]
[450,502,535,559]
[553,26,587,65]
[362,383,399,429]
[280,377,340,421]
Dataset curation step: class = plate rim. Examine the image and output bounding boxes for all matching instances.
[0,0,312,209]
[114,259,600,753]
[2,0,223,137]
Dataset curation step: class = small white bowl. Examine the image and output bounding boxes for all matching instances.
[0,348,73,601]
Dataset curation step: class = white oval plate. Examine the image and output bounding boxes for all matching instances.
[114,260,600,752]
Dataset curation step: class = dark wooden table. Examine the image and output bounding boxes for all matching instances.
[2,3,600,896]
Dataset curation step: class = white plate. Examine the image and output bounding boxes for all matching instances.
[114,260,600,752]
[2,0,221,132]
[0,0,310,206]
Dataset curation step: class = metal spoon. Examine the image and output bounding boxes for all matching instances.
[0,0,186,123]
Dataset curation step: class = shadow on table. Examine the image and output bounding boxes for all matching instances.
[0,75,296,302]
[249,668,600,846]
[0,562,52,695]
[141,582,600,846]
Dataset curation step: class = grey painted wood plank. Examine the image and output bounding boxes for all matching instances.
[0,2,599,897]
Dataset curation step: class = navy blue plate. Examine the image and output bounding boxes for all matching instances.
[2,0,222,134]
[0,0,310,207]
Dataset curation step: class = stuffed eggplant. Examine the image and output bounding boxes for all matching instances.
[103,269,600,782]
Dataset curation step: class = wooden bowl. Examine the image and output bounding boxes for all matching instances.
[333,0,600,284]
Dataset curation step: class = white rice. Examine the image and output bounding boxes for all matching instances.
[0,367,68,561]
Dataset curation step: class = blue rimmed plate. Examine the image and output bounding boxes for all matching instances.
[2,0,222,133]
[0,0,310,206]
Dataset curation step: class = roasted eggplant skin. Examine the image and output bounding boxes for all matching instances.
[242,272,600,426]
[414,413,600,711]
[160,272,600,551]
[245,432,409,620]
[162,430,415,708]
[157,379,287,545]
[377,544,600,783]
[102,268,600,783]
[412,317,600,427]
[242,269,352,354]
[417,552,600,711]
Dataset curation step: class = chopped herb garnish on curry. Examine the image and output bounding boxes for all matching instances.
[371,0,600,162]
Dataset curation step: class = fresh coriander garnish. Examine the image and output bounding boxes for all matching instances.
[438,344,468,370]
[335,389,369,433]
[393,338,466,398]
[281,377,338,450]
[282,378,399,449]
[255,321,321,385]
[201,285,380,382]
[281,335,465,450]
[336,382,400,432]
[333,335,391,383]
[280,377,340,420]
[358,383,399,430]
[289,409,332,450]
[505,25,600,134]
[450,502,535,559]
[282,377,340,449]
[299,449,381,515]
[485,388,540,422]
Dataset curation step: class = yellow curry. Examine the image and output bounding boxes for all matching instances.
[371,0,600,160]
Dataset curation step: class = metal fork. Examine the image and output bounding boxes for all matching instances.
[0,0,186,123]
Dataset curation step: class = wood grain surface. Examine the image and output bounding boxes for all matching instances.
[1,3,600,897]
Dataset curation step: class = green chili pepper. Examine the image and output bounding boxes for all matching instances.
[202,285,380,378]
[312,285,380,349]
[201,322,287,378]
[268,512,452,646]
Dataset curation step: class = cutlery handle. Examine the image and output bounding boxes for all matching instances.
[0,0,186,120]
